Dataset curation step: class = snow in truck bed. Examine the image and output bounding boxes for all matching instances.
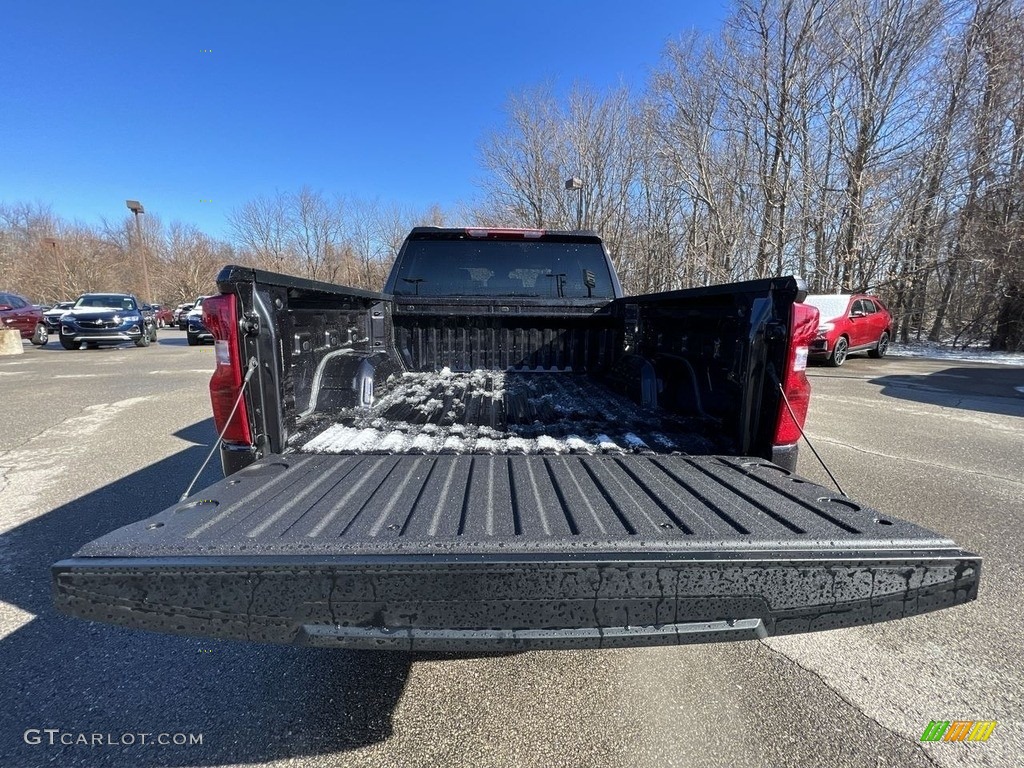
[293,369,725,456]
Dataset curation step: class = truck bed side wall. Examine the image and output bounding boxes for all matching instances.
[614,277,799,458]
[216,266,401,456]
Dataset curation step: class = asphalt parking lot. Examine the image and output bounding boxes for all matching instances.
[0,334,1021,767]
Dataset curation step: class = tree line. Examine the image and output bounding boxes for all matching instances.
[476,0,1024,350]
[0,192,445,306]
[2,0,1021,350]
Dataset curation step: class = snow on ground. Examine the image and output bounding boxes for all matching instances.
[888,343,1024,366]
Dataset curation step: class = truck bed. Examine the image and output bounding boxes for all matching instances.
[53,454,980,650]
[292,370,727,455]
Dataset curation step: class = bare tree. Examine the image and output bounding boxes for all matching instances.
[289,187,345,283]
[159,223,224,302]
[228,192,294,273]
[478,85,563,228]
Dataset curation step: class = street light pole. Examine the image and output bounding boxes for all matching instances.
[565,176,584,231]
[42,237,61,299]
[125,200,152,304]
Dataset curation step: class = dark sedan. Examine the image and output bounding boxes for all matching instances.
[174,303,194,329]
[42,301,75,334]
[186,312,214,345]
[58,293,156,350]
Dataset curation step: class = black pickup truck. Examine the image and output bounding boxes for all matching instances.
[53,228,979,650]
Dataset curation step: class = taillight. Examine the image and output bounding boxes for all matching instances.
[202,294,252,445]
[773,302,820,446]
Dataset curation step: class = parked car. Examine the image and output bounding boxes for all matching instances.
[58,293,156,350]
[174,303,194,329]
[42,301,76,334]
[186,296,213,346]
[185,296,207,321]
[183,297,207,327]
[806,293,892,366]
[148,304,175,327]
[0,291,47,345]
[140,304,172,331]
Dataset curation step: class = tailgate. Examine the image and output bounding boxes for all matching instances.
[52,455,979,650]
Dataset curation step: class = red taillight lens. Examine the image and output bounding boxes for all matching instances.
[202,294,252,445]
[773,302,820,446]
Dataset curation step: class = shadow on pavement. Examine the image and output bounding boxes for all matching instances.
[28,342,145,354]
[0,419,410,767]
[869,366,1024,417]
[154,337,213,348]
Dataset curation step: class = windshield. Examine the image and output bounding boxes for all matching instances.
[392,239,615,298]
[74,295,137,311]
[804,295,851,323]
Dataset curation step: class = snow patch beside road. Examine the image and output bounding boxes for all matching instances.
[889,343,1024,366]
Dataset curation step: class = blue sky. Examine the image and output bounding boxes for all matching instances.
[0,1,726,239]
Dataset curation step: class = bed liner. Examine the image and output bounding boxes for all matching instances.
[292,370,727,456]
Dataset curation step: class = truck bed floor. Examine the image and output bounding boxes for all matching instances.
[293,371,725,455]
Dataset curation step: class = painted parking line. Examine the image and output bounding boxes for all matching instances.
[0,599,34,642]
[0,396,153,536]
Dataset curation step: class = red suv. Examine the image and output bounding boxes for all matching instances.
[0,291,48,345]
[153,305,175,327]
[805,294,892,367]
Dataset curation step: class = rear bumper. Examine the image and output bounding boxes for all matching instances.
[770,443,799,473]
[220,441,257,476]
[52,550,980,650]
